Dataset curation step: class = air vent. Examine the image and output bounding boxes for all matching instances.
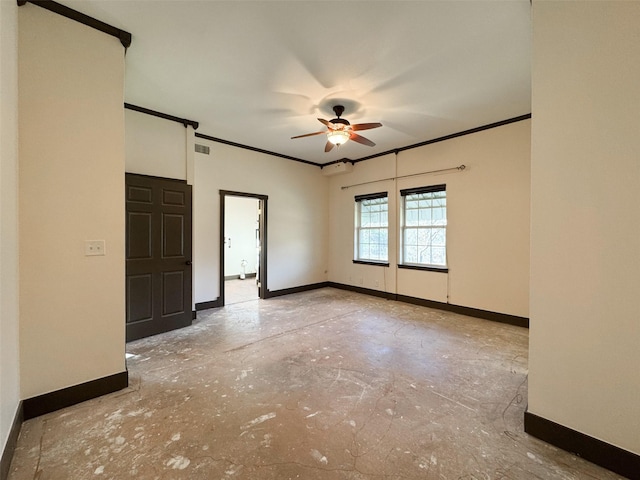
[195,144,210,155]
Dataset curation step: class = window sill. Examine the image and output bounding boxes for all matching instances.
[353,260,390,267]
[398,264,448,273]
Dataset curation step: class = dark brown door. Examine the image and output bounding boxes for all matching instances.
[125,173,192,342]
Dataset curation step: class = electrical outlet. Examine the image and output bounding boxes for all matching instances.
[359,277,364,286]
[85,240,106,256]
[375,280,380,288]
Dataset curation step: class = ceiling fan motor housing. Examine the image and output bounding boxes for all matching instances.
[331,118,350,127]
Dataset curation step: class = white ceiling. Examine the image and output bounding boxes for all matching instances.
[62,0,531,165]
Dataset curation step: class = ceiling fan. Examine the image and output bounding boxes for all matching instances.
[291,105,382,152]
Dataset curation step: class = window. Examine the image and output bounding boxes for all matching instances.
[400,184,447,269]
[354,192,388,264]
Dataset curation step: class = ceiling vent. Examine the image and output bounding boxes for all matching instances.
[195,144,210,155]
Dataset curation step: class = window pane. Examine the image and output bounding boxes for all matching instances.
[431,247,446,266]
[405,228,417,245]
[418,246,432,264]
[432,207,445,224]
[405,245,418,263]
[417,228,429,245]
[431,228,446,247]
[406,209,418,226]
[417,209,429,226]
[405,199,419,209]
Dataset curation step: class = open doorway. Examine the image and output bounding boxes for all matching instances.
[220,190,268,306]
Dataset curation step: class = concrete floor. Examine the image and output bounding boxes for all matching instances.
[8,288,623,479]
[225,278,259,305]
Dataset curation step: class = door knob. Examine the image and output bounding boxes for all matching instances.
[185,260,192,266]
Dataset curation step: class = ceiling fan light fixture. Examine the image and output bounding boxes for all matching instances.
[327,130,350,146]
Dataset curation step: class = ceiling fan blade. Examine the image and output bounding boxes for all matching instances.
[324,141,335,152]
[318,118,334,128]
[291,131,326,139]
[349,133,376,147]
[351,122,382,132]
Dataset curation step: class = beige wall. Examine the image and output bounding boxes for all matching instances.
[0,0,20,451]
[18,5,126,398]
[529,1,640,454]
[125,109,188,181]
[329,120,531,318]
[194,142,329,303]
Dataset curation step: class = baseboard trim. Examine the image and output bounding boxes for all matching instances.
[259,281,528,328]
[265,282,330,298]
[224,273,257,281]
[396,294,529,328]
[23,371,129,420]
[327,282,396,301]
[524,411,640,479]
[0,401,23,480]
[326,283,528,328]
[195,298,222,311]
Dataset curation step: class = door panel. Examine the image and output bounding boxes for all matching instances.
[163,189,185,206]
[127,274,153,322]
[127,212,152,259]
[163,214,184,257]
[126,174,192,342]
[128,185,152,203]
[162,271,184,315]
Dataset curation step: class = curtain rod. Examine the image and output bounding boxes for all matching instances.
[340,165,466,190]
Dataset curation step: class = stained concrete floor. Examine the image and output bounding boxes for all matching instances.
[225,278,259,305]
[8,288,623,479]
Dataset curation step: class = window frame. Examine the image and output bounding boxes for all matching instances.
[353,192,389,266]
[399,184,448,272]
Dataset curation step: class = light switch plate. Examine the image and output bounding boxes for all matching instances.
[85,240,106,256]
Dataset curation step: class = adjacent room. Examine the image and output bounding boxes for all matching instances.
[1,1,638,479]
